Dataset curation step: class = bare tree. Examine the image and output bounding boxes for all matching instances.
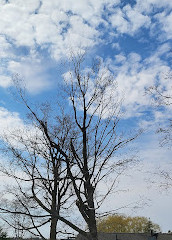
[57,55,140,240]
[0,55,140,240]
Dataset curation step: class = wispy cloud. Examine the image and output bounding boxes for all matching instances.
[107,44,172,118]
[0,0,171,118]
[0,107,25,137]
[109,5,151,35]
[8,57,54,94]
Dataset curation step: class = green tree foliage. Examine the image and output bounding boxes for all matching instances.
[97,215,161,233]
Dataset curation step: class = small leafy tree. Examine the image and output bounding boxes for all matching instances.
[97,214,161,233]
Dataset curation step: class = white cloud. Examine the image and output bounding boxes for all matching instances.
[110,5,151,35]
[135,0,172,14]
[0,107,25,137]
[0,3,35,47]
[0,0,170,60]
[108,1,172,40]
[0,76,12,88]
[110,8,129,34]
[109,45,172,118]
[0,0,171,99]
[0,107,45,152]
[112,42,120,50]
[8,58,53,94]
[29,13,62,46]
[124,5,151,33]
[155,11,172,40]
[0,0,111,60]
[48,0,119,27]
[115,54,126,63]
[134,0,172,40]
[0,35,13,88]
[9,0,40,13]
[0,35,12,58]
[0,106,38,145]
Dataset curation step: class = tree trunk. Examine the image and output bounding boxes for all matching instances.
[88,227,98,240]
[87,210,98,240]
[50,217,57,240]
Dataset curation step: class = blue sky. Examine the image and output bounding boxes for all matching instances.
[0,0,172,234]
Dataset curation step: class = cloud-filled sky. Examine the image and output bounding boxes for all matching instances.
[0,0,172,234]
